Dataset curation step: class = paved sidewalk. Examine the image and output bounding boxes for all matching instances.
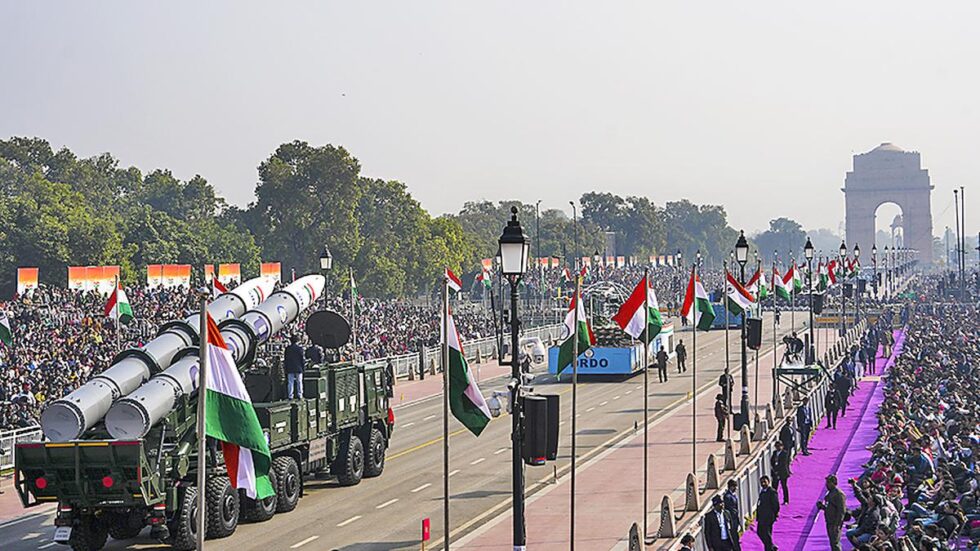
[741,329,906,551]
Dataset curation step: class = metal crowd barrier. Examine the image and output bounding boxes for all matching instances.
[0,426,43,470]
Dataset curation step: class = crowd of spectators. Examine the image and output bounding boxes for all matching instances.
[831,298,979,550]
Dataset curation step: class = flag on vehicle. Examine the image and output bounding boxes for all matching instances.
[0,312,12,346]
[476,266,492,288]
[203,313,275,500]
[556,288,595,374]
[445,268,462,293]
[103,285,134,324]
[681,268,715,331]
[774,265,791,300]
[612,276,663,340]
[444,308,491,436]
[212,277,229,298]
[725,270,756,316]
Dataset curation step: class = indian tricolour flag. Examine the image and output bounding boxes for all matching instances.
[103,285,134,325]
[774,266,791,300]
[790,263,803,293]
[612,276,662,340]
[725,270,755,316]
[556,288,595,374]
[476,266,492,288]
[827,260,838,286]
[681,268,715,331]
[445,268,462,293]
[0,312,12,346]
[747,268,768,300]
[203,313,275,500]
[444,309,491,436]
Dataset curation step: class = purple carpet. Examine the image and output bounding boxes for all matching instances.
[741,329,906,551]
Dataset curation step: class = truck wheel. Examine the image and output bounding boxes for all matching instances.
[241,466,277,522]
[107,510,144,540]
[169,486,199,551]
[69,517,108,551]
[334,433,364,486]
[206,476,240,539]
[272,456,301,513]
[363,428,386,478]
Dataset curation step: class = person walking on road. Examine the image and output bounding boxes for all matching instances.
[796,398,813,455]
[714,393,729,442]
[771,440,792,504]
[774,307,781,327]
[816,474,847,551]
[675,339,687,373]
[656,346,669,383]
[704,495,741,551]
[756,475,780,551]
[284,335,306,399]
[824,385,840,429]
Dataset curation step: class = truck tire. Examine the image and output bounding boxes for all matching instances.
[169,486,199,551]
[363,428,386,478]
[107,510,144,540]
[241,466,277,522]
[69,517,108,551]
[334,432,364,486]
[272,456,301,513]
[206,476,240,538]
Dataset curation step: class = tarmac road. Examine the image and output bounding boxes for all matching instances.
[0,313,805,551]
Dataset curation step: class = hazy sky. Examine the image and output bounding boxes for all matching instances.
[2,1,978,238]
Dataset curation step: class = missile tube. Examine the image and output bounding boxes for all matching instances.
[41,277,275,442]
[104,275,324,440]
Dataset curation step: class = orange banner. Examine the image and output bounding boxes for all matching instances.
[16,267,39,295]
[147,264,163,287]
[550,258,561,268]
[616,256,626,268]
[203,264,215,282]
[260,262,282,283]
[218,263,241,285]
[68,265,119,294]
[481,258,493,270]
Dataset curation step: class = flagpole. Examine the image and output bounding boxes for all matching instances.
[790,255,796,332]
[570,275,580,551]
[350,267,357,356]
[195,293,209,551]
[642,268,649,540]
[691,263,698,476]
[772,258,778,406]
[723,261,731,441]
[115,275,121,352]
[754,258,760,412]
[441,275,451,550]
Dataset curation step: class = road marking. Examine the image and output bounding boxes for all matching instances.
[291,536,320,548]
[470,457,486,465]
[411,483,432,493]
[625,390,633,395]
[585,407,595,412]
[635,385,642,390]
[600,401,608,406]
[39,544,56,550]
[559,421,565,426]
[376,498,399,509]
[388,426,470,461]
[494,448,508,455]
[403,422,415,427]
[337,515,362,527]
[423,415,437,421]
[613,395,621,400]
[449,469,460,477]
[22,533,41,540]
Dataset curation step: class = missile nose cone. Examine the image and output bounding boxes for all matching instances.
[287,274,326,302]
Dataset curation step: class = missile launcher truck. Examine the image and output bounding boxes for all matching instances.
[13,277,395,551]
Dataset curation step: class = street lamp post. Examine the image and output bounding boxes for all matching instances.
[676,250,683,316]
[884,246,890,301]
[498,207,530,551]
[871,244,878,302]
[734,231,750,428]
[804,238,815,364]
[319,245,333,308]
[853,243,861,326]
[839,241,847,336]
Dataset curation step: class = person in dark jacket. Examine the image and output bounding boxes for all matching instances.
[723,479,740,531]
[714,394,729,442]
[771,440,791,504]
[756,475,780,551]
[675,339,687,373]
[304,342,324,365]
[824,386,841,429]
[796,399,813,455]
[284,335,306,399]
[704,495,741,550]
[779,420,796,457]
[718,372,735,406]
[656,346,669,383]
[816,474,847,551]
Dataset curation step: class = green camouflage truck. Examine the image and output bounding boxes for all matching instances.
[13,360,395,551]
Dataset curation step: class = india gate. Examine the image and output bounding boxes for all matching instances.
[843,142,934,263]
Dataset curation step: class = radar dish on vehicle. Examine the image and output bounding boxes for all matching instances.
[306,310,351,349]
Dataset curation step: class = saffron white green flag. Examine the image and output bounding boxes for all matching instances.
[444,309,491,436]
[681,268,715,331]
[790,263,803,293]
[556,288,595,374]
[612,276,663,340]
[476,267,492,289]
[103,286,134,324]
[203,314,275,500]
[725,271,756,316]
[746,268,768,300]
[0,312,12,346]
[774,266,791,300]
[445,268,462,293]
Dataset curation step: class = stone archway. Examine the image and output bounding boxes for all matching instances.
[843,143,933,263]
